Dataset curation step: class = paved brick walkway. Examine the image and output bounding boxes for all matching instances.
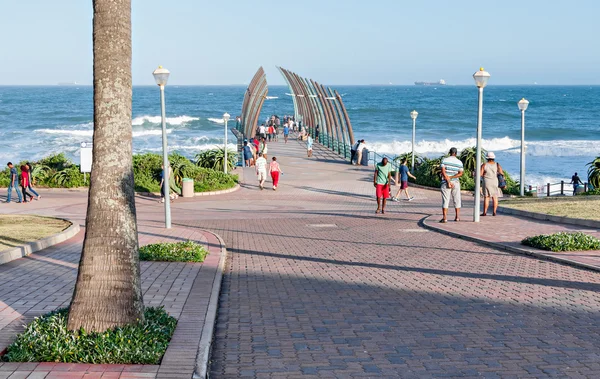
[2,137,600,377]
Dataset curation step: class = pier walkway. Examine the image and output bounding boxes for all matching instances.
[0,137,600,377]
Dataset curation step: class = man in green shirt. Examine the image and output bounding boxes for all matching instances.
[374,157,392,214]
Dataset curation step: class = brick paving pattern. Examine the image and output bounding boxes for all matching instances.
[1,138,600,377]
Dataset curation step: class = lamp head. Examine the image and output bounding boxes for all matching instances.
[473,67,490,88]
[410,110,418,120]
[152,66,170,87]
[518,98,529,111]
[223,112,230,122]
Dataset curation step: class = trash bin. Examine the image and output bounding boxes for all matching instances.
[361,148,370,166]
[182,178,194,198]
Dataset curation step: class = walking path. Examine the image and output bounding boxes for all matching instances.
[1,137,600,377]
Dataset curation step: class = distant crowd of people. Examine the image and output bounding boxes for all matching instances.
[5,162,41,203]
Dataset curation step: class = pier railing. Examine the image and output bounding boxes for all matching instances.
[533,181,590,197]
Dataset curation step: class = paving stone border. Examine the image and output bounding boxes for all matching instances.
[422,215,600,273]
[0,219,80,265]
[497,206,600,229]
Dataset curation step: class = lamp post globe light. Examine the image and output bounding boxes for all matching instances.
[518,98,529,196]
[472,67,490,223]
[410,110,418,171]
[152,66,171,229]
[223,112,230,174]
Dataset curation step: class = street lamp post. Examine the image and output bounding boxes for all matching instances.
[410,110,418,171]
[518,98,529,196]
[223,112,230,174]
[472,67,490,223]
[153,66,171,228]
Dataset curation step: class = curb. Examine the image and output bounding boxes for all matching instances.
[0,219,80,265]
[138,184,240,198]
[421,215,600,273]
[497,206,600,229]
[194,230,227,379]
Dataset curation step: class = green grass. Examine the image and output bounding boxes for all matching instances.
[139,241,208,262]
[522,232,600,252]
[2,307,177,364]
[501,199,600,221]
[0,215,71,251]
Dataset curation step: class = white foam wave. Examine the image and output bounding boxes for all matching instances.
[132,115,199,126]
[36,128,172,137]
[207,118,225,124]
[265,96,279,100]
[368,137,599,157]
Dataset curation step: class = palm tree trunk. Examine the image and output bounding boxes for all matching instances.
[68,0,144,332]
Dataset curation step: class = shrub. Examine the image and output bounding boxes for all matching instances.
[195,147,237,172]
[139,241,208,262]
[3,307,176,364]
[578,188,600,196]
[587,156,600,189]
[522,232,600,252]
[459,146,487,175]
[49,166,87,188]
[37,153,71,171]
[193,168,237,193]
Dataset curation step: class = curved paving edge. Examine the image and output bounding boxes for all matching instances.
[421,215,600,273]
[497,206,600,229]
[193,230,227,379]
[0,219,80,265]
[137,184,241,198]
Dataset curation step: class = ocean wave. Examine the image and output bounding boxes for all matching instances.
[367,137,599,157]
[131,115,199,126]
[265,96,279,100]
[35,128,173,137]
[207,118,225,124]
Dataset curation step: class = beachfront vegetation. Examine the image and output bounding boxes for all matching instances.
[393,152,423,166]
[459,147,487,174]
[399,147,520,195]
[3,307,176,364]
[0,151,238,193]
[139,241,208,262]
[195,147,237,172]
[522,232,600,252]
[587,156,600,189]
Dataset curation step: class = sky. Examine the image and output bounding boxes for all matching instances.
[1,0,599,85]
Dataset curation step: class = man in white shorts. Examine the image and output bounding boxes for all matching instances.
[255,153,268,190]
[440,147,464,223]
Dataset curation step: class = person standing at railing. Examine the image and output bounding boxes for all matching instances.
[570,172,583,196]
[356,140,366,166]
[350,140,360,165]
[392,159,417,202]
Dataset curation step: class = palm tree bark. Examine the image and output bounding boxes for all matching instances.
[68,0,144,332]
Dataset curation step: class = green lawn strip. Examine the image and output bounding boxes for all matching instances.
[522,232,600,252]
[3,307,176,364]
[139,241,208,262]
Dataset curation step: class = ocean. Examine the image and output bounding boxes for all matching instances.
[0,85,598,188]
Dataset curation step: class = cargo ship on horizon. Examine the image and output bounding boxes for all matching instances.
[414,79,446,86]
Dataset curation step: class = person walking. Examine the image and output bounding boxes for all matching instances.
[255,153,268,190]
[5,162,23,203]
[307,135,313,157]
[571,172,583,195]
[440,147,464,223]
[283,123,290,143]
[315,125,320,140]
[481,152,503,216]
[20,165,35,203]
[260,138,268,160]
[267,124,275,142]
[374,157,392,214]
[243,140,253,167]
[350,140,360,165]
[356,140,366,166]
[392,158,417,201]
[269,156,283,190]
[25,162,40,200]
